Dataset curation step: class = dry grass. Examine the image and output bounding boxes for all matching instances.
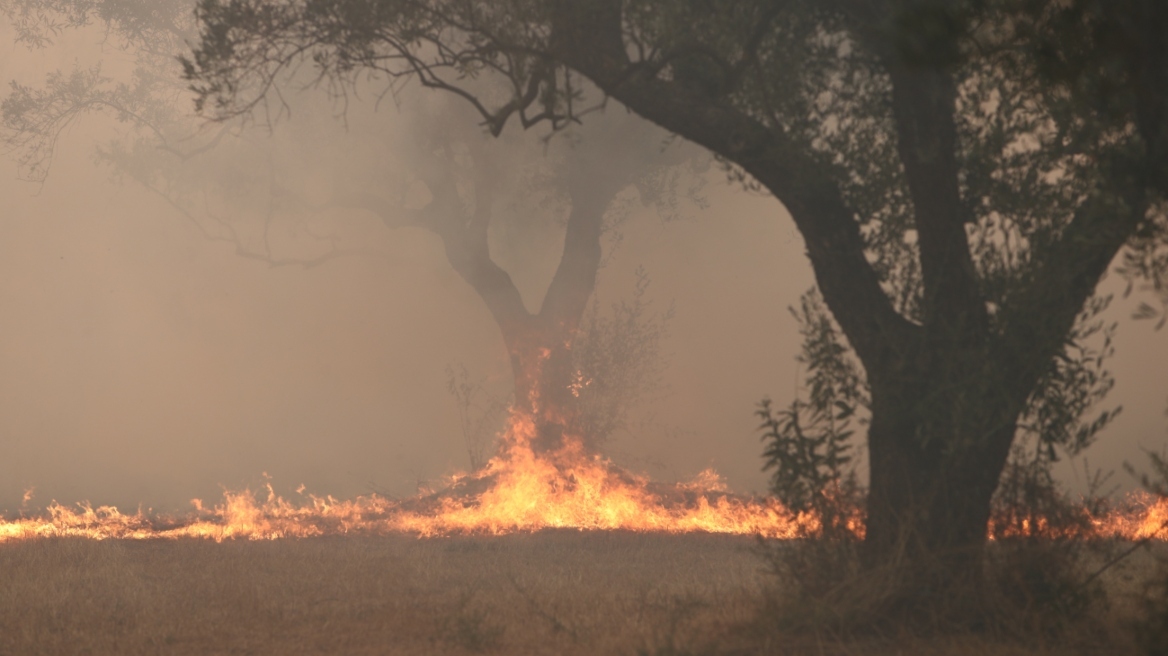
[0,532,764,655]
[0,532,1161,655]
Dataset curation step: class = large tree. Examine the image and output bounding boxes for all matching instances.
[180,0,1168,601]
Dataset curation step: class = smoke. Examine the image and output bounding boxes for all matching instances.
[0,8,1163,515]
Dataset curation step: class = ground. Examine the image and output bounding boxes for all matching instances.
[0,532,1160,655]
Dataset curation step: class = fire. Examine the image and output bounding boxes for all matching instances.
[988,491,1168,541]
[0,408,1164,544]
[0,408,819,542]
[390,411,811,537]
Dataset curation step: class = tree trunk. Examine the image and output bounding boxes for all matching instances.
[501,318,583,453]
[446,116,662,456]
[424,119,649,457]
[865,406,1012,567]
[861,347,1029,604]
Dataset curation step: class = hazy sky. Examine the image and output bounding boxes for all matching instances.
[1,15,1165,514]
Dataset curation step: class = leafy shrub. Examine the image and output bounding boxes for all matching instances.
[1132,450,1168,656]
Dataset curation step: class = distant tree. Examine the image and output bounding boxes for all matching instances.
[332,95,692,454]
[0,0,380,267]
[179,0,1168,608]
[1,0,696,461]
[446,265,673,469]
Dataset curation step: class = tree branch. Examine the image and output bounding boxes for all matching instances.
[995,185,1149,403]
[886,67,987,341]
[547,0,918,374]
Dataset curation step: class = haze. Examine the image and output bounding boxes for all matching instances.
[0,15,1164,515]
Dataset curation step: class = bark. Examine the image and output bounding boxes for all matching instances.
[863,365,1023,577]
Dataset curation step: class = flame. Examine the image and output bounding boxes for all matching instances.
[989,491,1168,541]
[0,407,1164,544]
[389,410,813,537]
[0,406,824,542]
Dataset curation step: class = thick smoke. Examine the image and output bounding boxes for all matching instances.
[0,8,1163,515]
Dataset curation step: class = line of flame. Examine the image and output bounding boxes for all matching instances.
[1,410,1165,543]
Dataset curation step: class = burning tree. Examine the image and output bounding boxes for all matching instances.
[332,96,690,457]
[179,0,1168,611]
[1,0,694,467]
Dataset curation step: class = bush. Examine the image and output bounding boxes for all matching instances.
[1132,450,1168,655]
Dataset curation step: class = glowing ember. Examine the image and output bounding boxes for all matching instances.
[0,408,1164,543]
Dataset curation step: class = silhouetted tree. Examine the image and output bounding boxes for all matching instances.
[179,0,1168,606]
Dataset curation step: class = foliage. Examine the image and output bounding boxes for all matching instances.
[176,1,1168,559]
[570,267,673,448]
[0,0,374,268]
[1128,447,1168,500]
[176,4,1168,345]
[754,289,866,625]
[1016,295,1122,463]
[1129,449,1168,655]
[176,13,1162,404]
[2,64,176,183]
[176,0,1168,325]
[0,0,195,181]
[0,0,191,50]
[1117,209,1168,331]
[761,283,1121,531]
[757,289,864,535]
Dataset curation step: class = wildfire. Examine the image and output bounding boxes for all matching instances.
[989,490,1168,541]
[0,408,819,542]
[1,408,1165,544]
[390,411,814,537]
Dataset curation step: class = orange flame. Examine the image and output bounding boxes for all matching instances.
[0,406,825,542]
[389,410,813,537]
[0,408,1164,543]
[988,491,1168,541]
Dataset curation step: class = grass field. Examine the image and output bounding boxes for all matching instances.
[0,532,1161,655]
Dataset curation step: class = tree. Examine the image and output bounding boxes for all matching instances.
[2,0,693,463]
[330,93,690,455]
[180,0,1168,604]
